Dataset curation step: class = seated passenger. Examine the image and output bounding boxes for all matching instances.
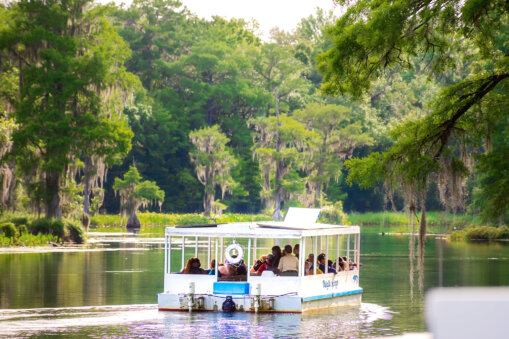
[335,257,345,272]
[278,244,299,275]
[218,259,237,277]
[304,259,323,275]
[271,246,282,269]
[236,259,248,276]
[183,257,205,274]
[206,259,216,275]
[293,244,300,259]
[252,254,275,275]
[343,256,354,270]
[251,255,266,273]
[317,253,337,274]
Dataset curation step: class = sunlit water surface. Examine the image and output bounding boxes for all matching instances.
[1,226,508,338]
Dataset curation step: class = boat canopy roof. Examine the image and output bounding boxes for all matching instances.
[166,208,359,238]
[165,222,359,239]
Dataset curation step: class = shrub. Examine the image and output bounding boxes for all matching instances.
[65,219,86,244]
[450,226,509,241]
[448,230,467,241]
[30,218,64,239]
[493,226,509,239]
[319,201,348,225]
[10,217,29,226]
[0,222,17,238]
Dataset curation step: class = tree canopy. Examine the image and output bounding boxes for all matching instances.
[0,0,506,226]
[0,0,136,218]
[320,0,508,223]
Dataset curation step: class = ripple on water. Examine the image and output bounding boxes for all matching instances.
[0,303,400,338]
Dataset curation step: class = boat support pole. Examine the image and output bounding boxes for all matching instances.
[253,283,261,313]
[187,281,195,312]
[181,236,185,271]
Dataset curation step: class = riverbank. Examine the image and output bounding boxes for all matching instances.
[2,211,507,248]
[347,211,482,228]
[90,212,271,228]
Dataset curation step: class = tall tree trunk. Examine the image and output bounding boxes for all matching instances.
[417,190,427,293]
[272,88,282,221]
[206,71,214,126]
[314,184,321,208]
[83,157,90,215]
[45,170,61,218]
[204,191,212,217]
[206,97,215,126]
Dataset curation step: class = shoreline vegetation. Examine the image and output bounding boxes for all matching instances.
[1,211,508,248]
[0,216,86,247]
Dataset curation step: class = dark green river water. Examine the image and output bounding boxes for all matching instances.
[1,226,508,338]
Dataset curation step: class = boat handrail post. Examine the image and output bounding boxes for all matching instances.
[336,234,340,272]
[253,238,257,268]
[207,237,211,267]
[167,235,172,273]
[164,234,168,274]
[356,233,361,272]
[215,237,219,279]
[164,234,168,292]
[325,236,329,274]
[181,236,185,271]
[313,236,318,275]
[247,238,251,284]
[347,234,351,270]
[194,236,198,258]
[220,237,224,264]
[298,237,304,277]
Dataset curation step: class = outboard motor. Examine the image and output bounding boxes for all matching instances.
[222,296,236,313]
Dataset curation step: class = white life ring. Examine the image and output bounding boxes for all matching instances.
[224,243,244,265]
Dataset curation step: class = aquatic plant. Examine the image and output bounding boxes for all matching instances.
[0,232,60,247]
[449,226,509,241]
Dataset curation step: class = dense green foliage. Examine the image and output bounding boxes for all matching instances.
[113,166,164,220]
[322,0,508,226]
[189,125,237,216]
[0,0,506,234]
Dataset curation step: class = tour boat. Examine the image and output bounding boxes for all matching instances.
[157,208,362,313]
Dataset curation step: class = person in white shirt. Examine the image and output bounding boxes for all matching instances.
[278,244,299,276]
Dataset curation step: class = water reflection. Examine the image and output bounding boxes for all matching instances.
[2,226,509,336]
[0,303,396,338]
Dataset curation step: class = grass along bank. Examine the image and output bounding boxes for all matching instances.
[348,211,508,240]
[88,211,509,241]
[348,211,482,228]
[90,212,272,229]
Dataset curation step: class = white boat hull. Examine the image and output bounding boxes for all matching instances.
[158,270,362,313]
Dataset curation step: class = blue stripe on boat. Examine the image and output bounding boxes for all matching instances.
[302,288,363,302]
